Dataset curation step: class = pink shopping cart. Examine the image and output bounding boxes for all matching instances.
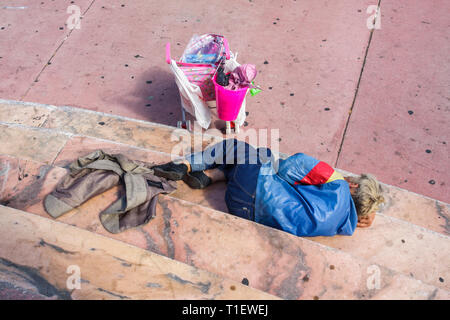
[166,34,247,133]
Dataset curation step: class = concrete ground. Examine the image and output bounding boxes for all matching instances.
[0,0,448,203]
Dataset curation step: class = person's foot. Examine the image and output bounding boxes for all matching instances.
[152,162,188,181]
[182,171,212,189]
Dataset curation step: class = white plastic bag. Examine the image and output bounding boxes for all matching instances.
[170,60,211,129]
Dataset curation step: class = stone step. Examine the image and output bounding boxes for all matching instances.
[1,99,448,236]
[0,100,449,298]
[0,99,222,158]
[0,205,279,300]
[0,153,448,300]
[1,103,449,289]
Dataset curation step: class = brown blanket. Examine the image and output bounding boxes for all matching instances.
[44,150,176,233]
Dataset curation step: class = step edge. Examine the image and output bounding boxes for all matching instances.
[337,168,450,207]
[0,98,203,136]
[1,98,290,157]
[0,120,170,159]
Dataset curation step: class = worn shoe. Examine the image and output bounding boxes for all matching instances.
[182,171,212,189]
[152,162,188,181]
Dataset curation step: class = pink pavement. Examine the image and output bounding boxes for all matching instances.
[336,0,450,202]
[0,0,448,202]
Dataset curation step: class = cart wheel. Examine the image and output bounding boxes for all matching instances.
[225,121,232,135]
[234,122,240,134]
[177,120,191,131]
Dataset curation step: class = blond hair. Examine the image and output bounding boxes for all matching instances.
[348,174,385,217]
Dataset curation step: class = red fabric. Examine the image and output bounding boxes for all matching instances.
[295,161,335,185]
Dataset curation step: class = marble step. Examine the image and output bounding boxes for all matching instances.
[0,205,279,300]
[0,99,447,237]
[0,153,448,300]
[0,99,449,298]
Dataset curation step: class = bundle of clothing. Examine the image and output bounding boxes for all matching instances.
[216,64,258,90]
[226,64,257,90]
[44,150,176,234]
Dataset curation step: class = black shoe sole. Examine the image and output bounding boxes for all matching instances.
[182,173,208,189]
[153,167,186,181]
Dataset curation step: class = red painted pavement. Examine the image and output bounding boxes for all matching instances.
[13,0,373,165]
[0,0,448,202]
[0,0,93,99]
[336,0,450,202]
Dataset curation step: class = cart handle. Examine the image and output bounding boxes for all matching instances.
[166,42,171,64]
[222,37,230,60]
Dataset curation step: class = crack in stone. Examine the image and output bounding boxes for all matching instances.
[165,273,211,294]
[96,287,130,300]
[38,239,76,255]
[159,198,175,259]
[435,201,450,235]
[137,227,162,255]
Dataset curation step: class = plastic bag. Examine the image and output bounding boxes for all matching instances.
[181,34,225,65]
[170,60,211,129]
